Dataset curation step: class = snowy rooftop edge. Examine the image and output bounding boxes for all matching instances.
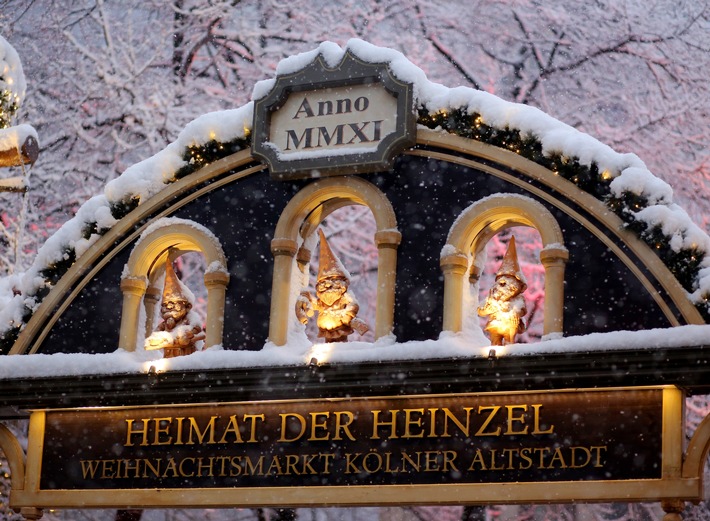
[0,325,707,380]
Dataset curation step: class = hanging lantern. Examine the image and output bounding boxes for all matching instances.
[0,34,39,183]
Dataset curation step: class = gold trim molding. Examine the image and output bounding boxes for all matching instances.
[0,423,25,492]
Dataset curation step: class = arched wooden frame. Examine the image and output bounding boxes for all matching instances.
[119,221,229,351]
[441,194,568,337]
[269,176,400,346]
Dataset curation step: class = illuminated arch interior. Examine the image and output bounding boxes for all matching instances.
[269,176,400,346]
[119,221,229,351]
[441,194,568,337]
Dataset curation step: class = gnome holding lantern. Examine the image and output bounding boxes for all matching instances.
[477,236,528,346]
[296,229,370,343]
[145,260,205,358]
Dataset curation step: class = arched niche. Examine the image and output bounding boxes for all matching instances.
[441,194,568,338]
[118,220,229,351]
[269,176,400,346]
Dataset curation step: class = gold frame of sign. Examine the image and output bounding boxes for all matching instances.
[7,386,708,510]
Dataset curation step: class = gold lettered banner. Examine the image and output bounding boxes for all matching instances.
[16,386,692,509]
[33,387,669,490]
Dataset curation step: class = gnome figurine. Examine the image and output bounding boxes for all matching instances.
[296,229,370,342]
[145,260,205,358]
[477,236,528,346]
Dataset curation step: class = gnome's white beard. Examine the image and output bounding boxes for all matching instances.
[319,288,344,307]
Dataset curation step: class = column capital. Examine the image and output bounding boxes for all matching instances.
[144,285,162,301]
[540,246,569,266]
[271,238,298,257]
[440,251,469,275]
[120,276,147,296]
[374,229,402,248]
[204,270,230,288]
[20,507,44,520]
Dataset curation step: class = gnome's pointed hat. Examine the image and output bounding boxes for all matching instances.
[317,228,351,282]
[495,236,527,290]
[162,259,190,303]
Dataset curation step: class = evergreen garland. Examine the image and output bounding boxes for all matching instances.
[38,246,76,287]
[81,220,98,240]
[0,306,32,355]
[174,137,250,180]
[418,107,709,320]
[0,88,19,129]
[110,197,140,221]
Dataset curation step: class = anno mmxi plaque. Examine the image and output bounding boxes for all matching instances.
[252,51,416,179]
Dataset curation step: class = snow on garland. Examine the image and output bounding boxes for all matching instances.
[1,39,709,354]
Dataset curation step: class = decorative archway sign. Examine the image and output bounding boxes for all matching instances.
[10,386,698,510]
[1,40,709,521]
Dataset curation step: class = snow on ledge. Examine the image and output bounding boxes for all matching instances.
[0,325,707,381]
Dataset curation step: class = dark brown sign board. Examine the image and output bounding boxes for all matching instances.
[14,386,693,509]
[251,51,416,179]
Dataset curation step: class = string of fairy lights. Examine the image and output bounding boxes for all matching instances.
[1,107,708,353]
[0,43,29,352]
[0,87,19,129]
[1,33,23,130]
[417,107,707,307]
